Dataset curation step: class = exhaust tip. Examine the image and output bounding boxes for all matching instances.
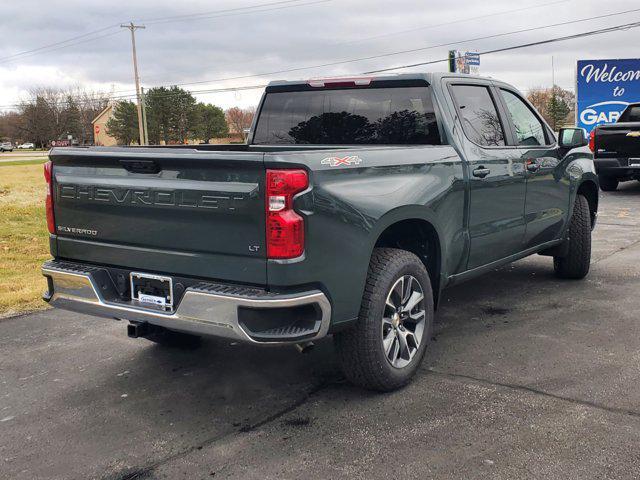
[295,341,315,354]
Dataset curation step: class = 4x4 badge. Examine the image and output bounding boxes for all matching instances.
[321,155,363,167]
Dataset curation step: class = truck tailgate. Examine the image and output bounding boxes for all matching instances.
[596,122,640,159]
[50,148,266,285]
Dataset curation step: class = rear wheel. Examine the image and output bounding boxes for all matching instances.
[334,248,434,391]
[598,175,618,191]
[554,194,591,279]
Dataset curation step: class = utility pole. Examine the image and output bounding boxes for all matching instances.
[551,56,557,131]
[140,87,149,145]
[121,21,146,145]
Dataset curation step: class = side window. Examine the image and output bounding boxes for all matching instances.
[451,84,505,147]
[500,89,548,146]
[620,105,640,122]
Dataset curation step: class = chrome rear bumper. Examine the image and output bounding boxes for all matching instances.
[42,260,331,344]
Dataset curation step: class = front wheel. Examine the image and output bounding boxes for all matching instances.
[554,194,591,279]
[598,175,618,192]
[334,248,434,391]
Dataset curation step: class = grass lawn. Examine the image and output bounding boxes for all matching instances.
[0,162,51,317]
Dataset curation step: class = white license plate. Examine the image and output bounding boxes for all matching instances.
[138,293,167,307]
[130,272,173,310]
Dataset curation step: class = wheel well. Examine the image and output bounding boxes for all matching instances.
[374,219,441,306]
[578,180,598,227]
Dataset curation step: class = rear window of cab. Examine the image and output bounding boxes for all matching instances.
[253,86,442,145]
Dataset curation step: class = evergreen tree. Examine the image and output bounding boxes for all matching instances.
[194,103,228,143]
[547,91,571,130]
[106,101,139,145]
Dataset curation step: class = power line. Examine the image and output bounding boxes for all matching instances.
[337,0,571,47]
[1,14,639,110]
[364,20,640,73]
[137,0,571,86]
[0,0,329,64]
[132,8,640,89]
[0,24,120,62]
[140,0,330,25]
[0,31,123,64]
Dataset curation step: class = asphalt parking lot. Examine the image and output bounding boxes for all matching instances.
[2,183,640,480]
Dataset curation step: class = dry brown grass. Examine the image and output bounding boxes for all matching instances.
[0,161,50,317]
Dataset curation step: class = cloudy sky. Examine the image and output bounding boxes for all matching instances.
[0,0,639,111]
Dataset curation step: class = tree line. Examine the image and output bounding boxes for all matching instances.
[0,85,256,147]
[106,86,255,145]
[0,84,574,148]
[0,87,108,148]
[525,86,575,131]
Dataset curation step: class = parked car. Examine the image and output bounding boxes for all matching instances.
[591,102,640,191]
[17,142,35,149]
[41,73,598,391]
[0,142,13,152]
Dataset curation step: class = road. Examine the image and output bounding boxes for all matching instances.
[1,183,640,480]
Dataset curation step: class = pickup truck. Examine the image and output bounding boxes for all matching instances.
[42,73,598,391]
[592,102,640,191]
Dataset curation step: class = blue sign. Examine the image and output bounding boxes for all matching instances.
[577,58,640,133]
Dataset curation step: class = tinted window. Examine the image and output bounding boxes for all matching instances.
[451,85,505,147]
[620,105,640,122]
[500,89,548,146]
[253,87,441,145]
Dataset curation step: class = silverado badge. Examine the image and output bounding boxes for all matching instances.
[321,155,363,167]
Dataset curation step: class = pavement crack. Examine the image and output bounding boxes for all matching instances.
[596,222,638,227]
[593,237,640,264]
[103,377,340,480]
[427,368,640,419]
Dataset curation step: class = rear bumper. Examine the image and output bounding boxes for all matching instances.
[42,260,331,344]
[594,158,640,178]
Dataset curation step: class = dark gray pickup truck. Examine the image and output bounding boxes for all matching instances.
[592,102,640,191]
[42,73,598,391]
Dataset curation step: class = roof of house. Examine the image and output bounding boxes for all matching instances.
[91,104,113,125]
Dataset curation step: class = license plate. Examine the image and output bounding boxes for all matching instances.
[630,158,640,167]
[130,272,173,311]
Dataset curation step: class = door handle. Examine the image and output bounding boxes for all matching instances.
[472,166,491,178]
[526,160,540,173]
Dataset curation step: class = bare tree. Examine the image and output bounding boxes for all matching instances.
[0,111,22,142]
[527,86,575,127]
[17,87,109,147]
[65,87,108,144]
[225,106,256,140]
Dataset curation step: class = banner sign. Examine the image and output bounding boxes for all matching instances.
[577,58,640,133]
[449,51,480,75]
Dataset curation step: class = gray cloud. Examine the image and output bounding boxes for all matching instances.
[1,0,639,110]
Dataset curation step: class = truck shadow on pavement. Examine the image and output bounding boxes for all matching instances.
[48,255,610,480]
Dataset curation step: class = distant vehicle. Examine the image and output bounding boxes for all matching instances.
[0,142,13,152]
[592,102,640,191]
[42,73,598,391]
[17,143,35,149]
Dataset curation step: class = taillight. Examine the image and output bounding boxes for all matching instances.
[589,129,596,153]
[265,169,308,259]
[44,161,55,234]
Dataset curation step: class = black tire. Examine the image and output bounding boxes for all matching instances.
[598,175,618,192]
[145,328,202,349]
[554,194,591,279]
[334,248,434,392]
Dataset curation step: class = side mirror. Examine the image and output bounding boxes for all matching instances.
[558,127,588,149]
